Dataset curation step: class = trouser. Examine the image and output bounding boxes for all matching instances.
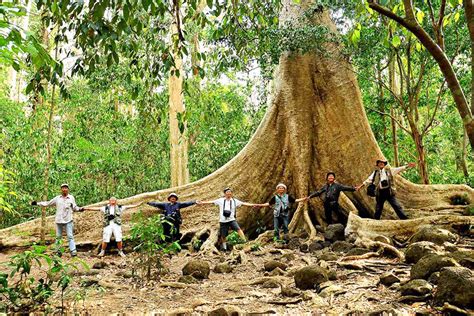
[56,221,76,253]
[324,201,346,225]
[273,214,289,239]
[374,188,408,220]
[163,217,181,242]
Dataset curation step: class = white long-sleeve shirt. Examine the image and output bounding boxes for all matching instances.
[364,166,408,188]
[37,194,80,224]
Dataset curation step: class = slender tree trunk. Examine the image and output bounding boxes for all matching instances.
[412,128,429,184]
[461,129,470,180]
[368,0,474,149]
[390,108,400,167]
[169,22,190,187]
[464,0,474,114]
[389,57,400,166]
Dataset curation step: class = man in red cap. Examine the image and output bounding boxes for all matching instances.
[357,159,416,219]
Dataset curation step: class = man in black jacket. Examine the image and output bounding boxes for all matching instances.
[307,172,358,225]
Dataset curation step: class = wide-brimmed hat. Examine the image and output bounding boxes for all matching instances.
[275,183,287,190]
[223,187,232,193]
[326,172,336,179]
[60,183,69,188]
[376,159,388,166]
[167,193,179,201]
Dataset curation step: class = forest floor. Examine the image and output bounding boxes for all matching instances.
[3,234,472,315]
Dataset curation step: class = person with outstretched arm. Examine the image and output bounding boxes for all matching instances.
[356,159,416,220]
[197,188,260,251]
[306,172,357,225]
[31,183,84,257]
[82,197,143,257]
[256,183,306,242]
[147,193,196,243]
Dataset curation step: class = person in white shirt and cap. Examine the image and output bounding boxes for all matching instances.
[83,196,143,257]
[197,188,261,251]
[357,159,416,219]
[31,183,84,256]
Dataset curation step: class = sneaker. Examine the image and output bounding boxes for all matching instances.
[71,251,77,257]
[118,250,126,258]
[98,250,105,257]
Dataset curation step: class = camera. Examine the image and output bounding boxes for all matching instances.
[107,214,116,221]
[381,180,389,188]
[223,210,232,218]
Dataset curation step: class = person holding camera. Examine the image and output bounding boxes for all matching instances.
[147,193,196,243]
[306,172,358,225]
[356,159,416,220]
[256,183,307,241]
[197,188,260,251]
[83,197,143,257]
[31,183,84,257]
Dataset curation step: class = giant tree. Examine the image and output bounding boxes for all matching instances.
[1,0,472,251]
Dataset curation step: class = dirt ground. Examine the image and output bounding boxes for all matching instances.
[2,237,463,316]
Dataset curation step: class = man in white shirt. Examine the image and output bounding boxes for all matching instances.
[83,197,142,257]
[31,183,84,256]
[197,188,260,251]
[357,159,416,219]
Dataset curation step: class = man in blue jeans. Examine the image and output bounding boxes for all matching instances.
[31,183,84,256]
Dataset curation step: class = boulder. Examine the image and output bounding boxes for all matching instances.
[264,260,288,272]
[448,250,474,269]
[331,241,354,253]
[410,254,458,280]
[182,260,210,279]
[213,263,233,274]
[404,241,440,264]
[434,267,474,309]
[328,269,337,281]
[308,241,324,252]
[427,272,440,285]
[379,273,400,286]
[400,279,433,296]
[294,265,328,290]
[324,224,345,242]
[410,226,458,245]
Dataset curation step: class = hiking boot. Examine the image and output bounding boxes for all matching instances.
[118,250,126,258]
[98,250,105,257]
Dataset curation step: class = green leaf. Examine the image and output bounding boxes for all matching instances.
[391,35,401,47]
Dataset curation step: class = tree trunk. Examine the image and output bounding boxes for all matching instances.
[169,23,190,187]
[389,57,400,166]
[464,0,474,114]
[1,1,473,249]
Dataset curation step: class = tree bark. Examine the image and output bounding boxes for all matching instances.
[389,57,400,166]
[368,0,474,149]
[464,0,474,114]
[1,1,473,249]
[169,21,190,187]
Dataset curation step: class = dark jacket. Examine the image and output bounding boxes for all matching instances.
[147,201,196,224]
[308,183,355,203]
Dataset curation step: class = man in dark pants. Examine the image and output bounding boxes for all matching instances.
[147,193,196,242]
[307,172,357,225]
[358,159,416,219]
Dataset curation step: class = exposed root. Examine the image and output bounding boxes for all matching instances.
[339,250,382,261]
[199,227,220,255]
[301,203,317,240]
[354,237,405,262]
[254,230,274,245]
[289,203,304,234]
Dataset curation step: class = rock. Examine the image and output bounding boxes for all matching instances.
[324,224,345,242]
[269,267,286,276]
[287,238,301,250]
[379,272,400,286]
[214,263,233,274]
[294,265,328,290]
[309,241,324,252]
[331,241,354,253]
[178,275,199,284]
[400,279,433,296]
[410,226,458,245]
[448,250,474,269]
[405,241,440,264]
[428,272,440,285]
[410,254,458,280]
[316,252,339,261]
[345,247,371,256]
[264,260,288,272]
[262,280,280,289]
[328,269,337,281]
[208,306,242,316]
[398,294,431,304]
[319,284,345,298]
[92,261,108,269]
[443,242,458,253]
[434,267,474,309]
[280,286,300,297]
[182,260,210,279]
[299,243,309,253]
[80,277,99,287]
